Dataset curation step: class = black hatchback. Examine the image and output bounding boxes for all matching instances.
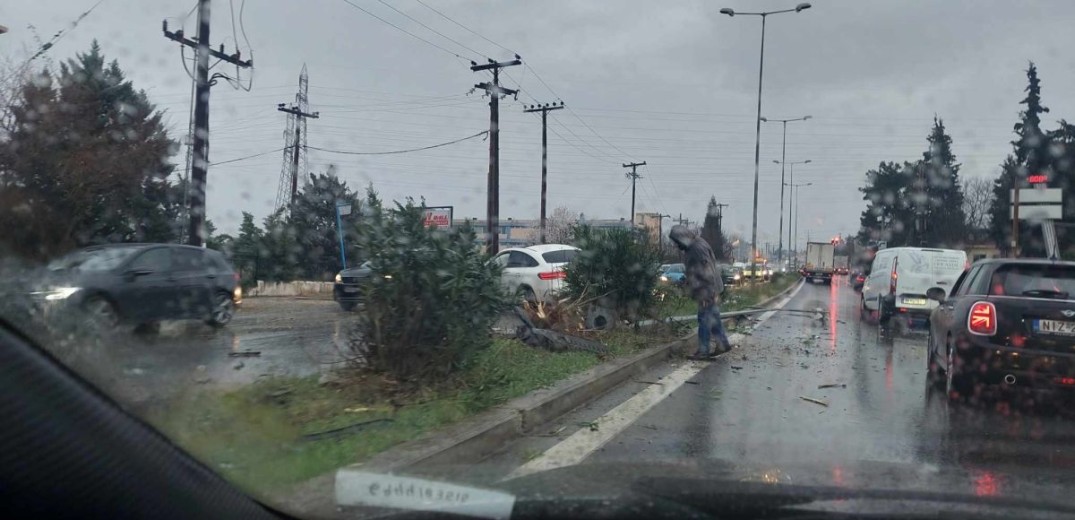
[30,244,241,329]
[927,259,1075,403]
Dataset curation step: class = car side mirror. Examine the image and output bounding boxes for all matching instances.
[926,288,947,303]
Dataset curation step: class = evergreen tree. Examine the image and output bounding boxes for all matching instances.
[288,169,362,280]
[0,42,181,259]
[232,212,263,285]
[700,196,727,261]
[858,161,914,246]
[918,117,966,246]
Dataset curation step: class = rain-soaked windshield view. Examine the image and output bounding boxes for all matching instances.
[9,1,1075,518]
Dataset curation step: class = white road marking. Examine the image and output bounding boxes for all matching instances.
[507,280,805,479]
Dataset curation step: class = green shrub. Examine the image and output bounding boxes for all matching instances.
[348,191,507,383]
[564,225,661,322]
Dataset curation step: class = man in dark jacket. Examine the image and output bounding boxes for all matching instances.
[669,224,732,359]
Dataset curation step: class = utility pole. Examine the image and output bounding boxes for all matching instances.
[713,202,729,232]
[623,161,646,224]
[523,101,564,244]
[276,68,319,209]
[163,1,252,246]
[472,57,521,253]
[1011,170,1020,258]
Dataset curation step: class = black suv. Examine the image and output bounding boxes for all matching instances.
[31,244,241,329]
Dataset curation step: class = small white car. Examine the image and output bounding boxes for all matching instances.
[491,244,579,301]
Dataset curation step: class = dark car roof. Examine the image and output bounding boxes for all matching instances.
[972,258,1075,267]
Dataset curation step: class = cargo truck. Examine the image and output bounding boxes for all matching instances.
[804,242,835,284]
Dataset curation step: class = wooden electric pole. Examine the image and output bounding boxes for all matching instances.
[623,161,646,224]
[523,101,564,243]
[163,0,252,246]
[472,57,521,253]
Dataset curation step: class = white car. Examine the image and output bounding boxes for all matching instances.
[861,247,967,325]
[491,244,580,301]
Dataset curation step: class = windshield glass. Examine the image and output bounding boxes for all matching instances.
[9,1,1075,519]
[992,264,1075,297]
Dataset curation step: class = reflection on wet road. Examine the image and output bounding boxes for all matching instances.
[494,277,1075,500]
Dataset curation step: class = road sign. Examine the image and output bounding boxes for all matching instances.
[1011,188,1062,204]
[1011,205,1062,220]
[422,206,453,229]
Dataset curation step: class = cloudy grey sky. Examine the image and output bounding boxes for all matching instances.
[4,0,1075,250]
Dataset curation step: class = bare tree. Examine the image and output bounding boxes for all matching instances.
[962,176,994,232]
[546,206,578,244]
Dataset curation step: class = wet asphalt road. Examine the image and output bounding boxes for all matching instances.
[477,277,1075,503]
[73,298,352,410]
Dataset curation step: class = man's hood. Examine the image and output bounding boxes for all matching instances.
[669,225,696,250]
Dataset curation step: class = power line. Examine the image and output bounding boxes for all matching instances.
[413,0,516,55]
[339,0,471,62]
[308,130,488,155]
[214,147,285,165]
[375,0,483,58]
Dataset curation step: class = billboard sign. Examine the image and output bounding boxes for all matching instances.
[422,206,453,229]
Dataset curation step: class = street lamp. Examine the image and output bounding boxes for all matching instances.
[720,3,812,280]
[784,180,813,266]
[774,158,810,266]
[762,115,811,267]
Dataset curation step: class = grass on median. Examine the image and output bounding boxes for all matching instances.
[146,325,685,497]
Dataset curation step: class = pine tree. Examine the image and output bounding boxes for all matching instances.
[288,169,363,280]
[918,117,966,246]
[858,161,914,246]
[700,196,726,261]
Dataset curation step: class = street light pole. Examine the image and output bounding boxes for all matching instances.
[762,115,810,269]
[774,159,810,267]
[785,181,812,266]
[720,2,812,279]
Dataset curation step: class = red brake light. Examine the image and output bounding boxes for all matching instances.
[538,270,566,280]
[889,257,898,295]
[1058,377,1075,386]
[967,301,997,336]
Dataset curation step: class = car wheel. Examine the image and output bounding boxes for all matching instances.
[206,292,235,327]
[926,331,945,388]
[877,295,892,324]
[83,296,119,331]
[520,286,537,304]
[946,338,974,403]
[339,300,357,312]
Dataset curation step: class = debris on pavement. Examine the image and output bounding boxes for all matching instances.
[730,365,744,370]
[233,362,244,370]
[635,380,664,386]
[228,350,262,357]
[578,421,599,432]
[799,396,829,407]
[818,383,847,389]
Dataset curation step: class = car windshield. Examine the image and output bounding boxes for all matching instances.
[47,247,142,272]
[991,264,1075,298]
[541,249,578,264]
[9,1,1075,519]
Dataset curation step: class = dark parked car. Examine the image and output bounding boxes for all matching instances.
[851,270,866,292]
[30,244,240,329]
[927,259,1075,403]
[721,265,742,286]
[334,261,373,311]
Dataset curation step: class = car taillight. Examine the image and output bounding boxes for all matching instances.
[967,301,997,336]
[538,270,566,280]
[889,257,898,295]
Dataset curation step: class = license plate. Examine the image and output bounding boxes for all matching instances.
[902,297,927,306]
[343,286,359,293]
[812,278,822,283]
[1035,319,1075,335]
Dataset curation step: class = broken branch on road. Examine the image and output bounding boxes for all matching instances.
[799,396,829,407]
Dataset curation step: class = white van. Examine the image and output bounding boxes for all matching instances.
[860,247,967,324]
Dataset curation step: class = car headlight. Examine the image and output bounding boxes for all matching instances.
[734,274,741,280]
[31,287,80,301]
[335,273,343,283]
[659,275,668,282]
